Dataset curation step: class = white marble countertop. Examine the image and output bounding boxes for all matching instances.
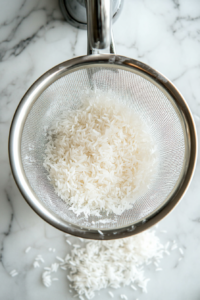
[0,0,200,299]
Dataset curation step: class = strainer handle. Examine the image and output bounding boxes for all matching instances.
[86,0,115,54]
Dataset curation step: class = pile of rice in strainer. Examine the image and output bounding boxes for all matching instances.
[44,92,157,217]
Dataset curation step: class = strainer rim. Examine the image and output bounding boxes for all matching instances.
[8,54,197,240]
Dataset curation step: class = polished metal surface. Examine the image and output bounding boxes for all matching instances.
[86,0,115,55]
[9,54,197,240]
[86,0,111,51]
[59,0,124,30]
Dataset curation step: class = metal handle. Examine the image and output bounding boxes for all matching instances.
[86,0,115,54]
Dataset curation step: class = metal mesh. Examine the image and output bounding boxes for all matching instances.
[21,66,186,230]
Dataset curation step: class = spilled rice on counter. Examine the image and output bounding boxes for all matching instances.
[16,228,182,300]
[43,92,157,217]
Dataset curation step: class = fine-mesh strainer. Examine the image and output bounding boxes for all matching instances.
[9,0,197,240]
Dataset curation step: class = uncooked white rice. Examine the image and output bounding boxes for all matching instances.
[120,295,128,300]
[56,256,64,262]
[41,230,166,299]
[44,92,157,217]
[35,255,45,263]
[25,246,31,253]
[10,269,18,277]
[33,261,40,268]
[179,248,184,255]
[108,291,114,298]
[20,229,182,299]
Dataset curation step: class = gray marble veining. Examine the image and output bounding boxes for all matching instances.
[0,0,200,299]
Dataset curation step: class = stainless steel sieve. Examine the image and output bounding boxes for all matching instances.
[9,0,197,240]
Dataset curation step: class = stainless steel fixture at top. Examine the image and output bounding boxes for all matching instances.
[59,0,124,30]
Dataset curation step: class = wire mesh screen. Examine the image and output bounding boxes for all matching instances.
[21,66,186,230]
